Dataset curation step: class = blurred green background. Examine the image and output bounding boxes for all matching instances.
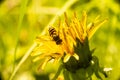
[0,0,120,80]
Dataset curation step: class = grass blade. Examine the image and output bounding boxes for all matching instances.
[9,0,29,79]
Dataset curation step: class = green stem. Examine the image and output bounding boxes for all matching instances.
[63,69,71,80]
[9,43,37,80]
[52,64,63,80]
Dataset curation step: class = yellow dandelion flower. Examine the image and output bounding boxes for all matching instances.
[31,11,107,75]
[59,11,107,63]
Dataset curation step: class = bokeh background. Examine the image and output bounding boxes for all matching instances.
[0,0,120,80]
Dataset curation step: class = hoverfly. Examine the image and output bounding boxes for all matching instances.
[31,26,64,70]
[49,27,62,45]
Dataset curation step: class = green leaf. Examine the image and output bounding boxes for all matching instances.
[86,65,94,79]
[91,56,103,79]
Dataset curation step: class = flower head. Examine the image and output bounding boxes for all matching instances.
[31,11,107,72]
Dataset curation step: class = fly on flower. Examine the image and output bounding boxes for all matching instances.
[31,11,111,80]
[31,26,64,70]
[48,27,62,45]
